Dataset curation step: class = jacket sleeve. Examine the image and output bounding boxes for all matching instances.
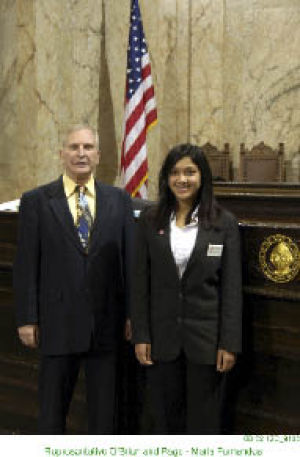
[13,192,40,327]
[130,210,151,344]
[218,212,243,353]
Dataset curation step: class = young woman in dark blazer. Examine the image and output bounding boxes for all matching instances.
[131,143,242,434]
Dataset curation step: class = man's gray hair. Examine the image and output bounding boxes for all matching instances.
[60,124,100,149]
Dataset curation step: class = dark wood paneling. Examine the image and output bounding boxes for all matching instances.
[215,182,300,222]
[233,354,300,433]
[0,354,87,434]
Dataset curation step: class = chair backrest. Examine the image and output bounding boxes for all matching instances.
[286,147,300,182]
[239,141,284,182]
[201,142,231,181]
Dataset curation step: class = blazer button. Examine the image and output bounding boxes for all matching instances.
[179,292,183,300]
[177,316,183,324]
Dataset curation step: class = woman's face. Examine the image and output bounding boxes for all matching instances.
[168,156,201,205]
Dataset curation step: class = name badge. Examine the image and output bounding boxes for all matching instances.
[207,244,223,257]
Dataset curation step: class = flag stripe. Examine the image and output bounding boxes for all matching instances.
[146,110,157,129]
[125,159,148,195]
[143,86,155,106]
[124,88,155,142]
[123,134,147,172]
[125,98,146,136]
[141,63,151,80]
[125,74,154,119]
[124,111,145,154]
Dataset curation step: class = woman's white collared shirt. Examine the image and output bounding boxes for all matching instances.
[170,207,199,278]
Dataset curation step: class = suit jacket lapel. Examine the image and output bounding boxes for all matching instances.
[47,176,86,254]
[157,226,181,283]
[183,223,210,279]
[88,181,111,252]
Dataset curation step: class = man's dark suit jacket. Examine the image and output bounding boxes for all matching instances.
[131,208,242,365]
[14,176,134,355]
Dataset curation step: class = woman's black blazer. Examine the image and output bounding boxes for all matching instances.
[131,207,242,365]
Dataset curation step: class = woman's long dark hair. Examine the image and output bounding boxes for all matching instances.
[151,143,220,230]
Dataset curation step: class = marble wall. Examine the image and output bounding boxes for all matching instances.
[0,0,103,201]
[0,0,299,201]
[222,0,300,177]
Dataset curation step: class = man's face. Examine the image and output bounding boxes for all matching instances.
[60,128,100,182]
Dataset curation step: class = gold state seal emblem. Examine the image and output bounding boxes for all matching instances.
[259,234,300,283]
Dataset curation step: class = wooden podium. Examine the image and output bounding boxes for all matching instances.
[1,183,300,433]
[215,183,300,433]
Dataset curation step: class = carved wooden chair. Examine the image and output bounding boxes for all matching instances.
[200,142,231,181]
[285,146,300,182]
[239,141,284,182]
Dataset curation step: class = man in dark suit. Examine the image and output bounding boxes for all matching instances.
[14,124,134,434]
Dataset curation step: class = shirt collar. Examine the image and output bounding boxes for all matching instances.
[190,205,199,224]
[63,173,95,198]
[170,205,199,228]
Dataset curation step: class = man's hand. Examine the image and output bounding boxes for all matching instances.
[135,343,153,366]
[18,324,39,349]
[216,348,236,372]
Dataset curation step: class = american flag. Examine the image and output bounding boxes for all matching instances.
[121,0,157,198]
